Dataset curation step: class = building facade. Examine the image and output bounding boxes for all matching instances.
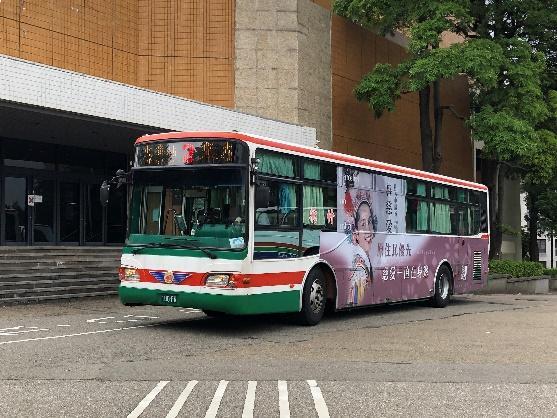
[0,0,475,247]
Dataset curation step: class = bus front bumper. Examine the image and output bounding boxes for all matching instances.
[119,282,301,315]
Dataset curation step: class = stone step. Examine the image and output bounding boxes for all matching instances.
[0,290,119,304]
[0,270,116,281]
[0,284,119,301]
[0,277,119,294]
[0,251,121,259]
[0,261,120,271]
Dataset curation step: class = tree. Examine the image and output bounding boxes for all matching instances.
[469,0,557,259]
[334,0,557,259]
[333,0,504,172]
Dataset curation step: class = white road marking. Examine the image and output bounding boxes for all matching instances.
[127,380,169,418]
[134,316,159,319]
[307,380,330,418]
[0,323,158,346]
[86,316,115,323]
[0,326,24,332]
[241,381,257,418]
[278,380,290,418]
[165,380,198,418]
[0,328,49,336]
[205,380,228,418]
[56,325,71,327]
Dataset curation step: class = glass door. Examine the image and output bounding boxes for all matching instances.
[59,182,81,243]
[4,176,28,244]
[84,183,104,244]
[31,177,56,244]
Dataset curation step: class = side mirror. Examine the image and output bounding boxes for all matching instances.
[100,181,110,207]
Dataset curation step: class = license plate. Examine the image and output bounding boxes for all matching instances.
[160,294,177,304]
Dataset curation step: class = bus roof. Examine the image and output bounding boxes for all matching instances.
[135,131,488,192]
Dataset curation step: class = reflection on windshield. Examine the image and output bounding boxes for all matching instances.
[128,168,246,250]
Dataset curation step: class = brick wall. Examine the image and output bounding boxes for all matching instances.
[0,0,234,107]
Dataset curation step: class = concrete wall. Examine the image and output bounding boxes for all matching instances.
[235,0,331,148]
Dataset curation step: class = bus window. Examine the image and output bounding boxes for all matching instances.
[257,150,298,178]
[303,160,336,183]
[302,186,336,256]
[255,180,299,227]
[406,197,428,233]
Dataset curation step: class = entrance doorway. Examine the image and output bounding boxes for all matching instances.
[1,138,128,246]
[1,172,126,246]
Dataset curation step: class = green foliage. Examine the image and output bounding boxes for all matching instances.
[489,259,545,278]
[354,63,404,117]
[542,268,557,277]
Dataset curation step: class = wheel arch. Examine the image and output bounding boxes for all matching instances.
[434,259,454,294]
[300,260,337,311]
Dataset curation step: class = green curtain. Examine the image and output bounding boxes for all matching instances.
[304,161,321,180]
[430,186,451,233]
[303,186,325,225]
[259,153,294,177]
[416,183,428,230]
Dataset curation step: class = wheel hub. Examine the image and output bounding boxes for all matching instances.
[309,281,324,314]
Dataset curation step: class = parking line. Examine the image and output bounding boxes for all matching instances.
[127,380,169,418]
[166,380,198,418]
[205,380,228,418]
[307,380,330,418]
[241,380,257,418]
[278,380,290,418]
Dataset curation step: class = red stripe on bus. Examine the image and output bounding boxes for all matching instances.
[134,131,488,192]
[481,233,490,240]
[133,269,305,288]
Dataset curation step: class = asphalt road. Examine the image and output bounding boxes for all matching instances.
[0,293,556,417]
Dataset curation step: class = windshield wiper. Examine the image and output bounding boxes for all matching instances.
[129,241,217,259]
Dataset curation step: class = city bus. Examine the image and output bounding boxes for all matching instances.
[109,131,489,325]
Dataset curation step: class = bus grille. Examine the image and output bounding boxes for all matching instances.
[473,251,482,280]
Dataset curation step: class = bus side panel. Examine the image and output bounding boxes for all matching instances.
[320,232,488,309]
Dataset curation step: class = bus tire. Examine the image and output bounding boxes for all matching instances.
[298,268,327,326]
[431,264,451,308]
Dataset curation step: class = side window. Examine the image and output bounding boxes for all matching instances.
[254,179,300,260]
[406,197,429,233]
[255,180,299,227]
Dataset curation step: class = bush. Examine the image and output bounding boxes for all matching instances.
[489,260,545,278]
[543,268,557,277]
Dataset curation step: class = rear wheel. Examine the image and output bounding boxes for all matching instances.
[431,265,451,308]
[298,268,327,326]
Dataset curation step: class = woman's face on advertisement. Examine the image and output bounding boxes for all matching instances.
[354,203,373,254]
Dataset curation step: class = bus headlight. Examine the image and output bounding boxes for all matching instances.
[205,274,230,287]
[119,267,140,282]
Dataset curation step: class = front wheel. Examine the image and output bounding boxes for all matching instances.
[431,265,451,308]
[298,268,327,326]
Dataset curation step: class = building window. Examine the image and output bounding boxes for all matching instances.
[538,239,546,254]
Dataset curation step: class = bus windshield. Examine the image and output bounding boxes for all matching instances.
[128,167,247,251]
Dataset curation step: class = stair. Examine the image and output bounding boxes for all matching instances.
[0,246,122,304]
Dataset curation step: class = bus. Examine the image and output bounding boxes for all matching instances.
[109,131,489,325]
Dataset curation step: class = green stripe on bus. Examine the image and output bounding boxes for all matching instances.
[122,247,248,260]
[119,286,300,315]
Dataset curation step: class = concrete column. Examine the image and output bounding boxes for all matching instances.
[235,0,332,149]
